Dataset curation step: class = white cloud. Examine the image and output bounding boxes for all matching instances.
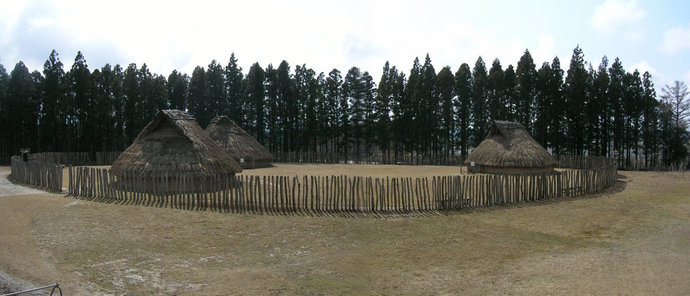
[684,70,690,85]
[532,34,557,65]
[630,60,660,78]
[590,0,645,35]
[660,26,690,54]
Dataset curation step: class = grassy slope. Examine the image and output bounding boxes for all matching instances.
[2,167,689,295]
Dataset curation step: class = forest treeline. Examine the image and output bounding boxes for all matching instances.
[0,46,688,168]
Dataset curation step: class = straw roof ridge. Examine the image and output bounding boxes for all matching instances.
[161,109,196,120]
[111,110,242,176]
[206,116,273,165]
[464,120,557,168]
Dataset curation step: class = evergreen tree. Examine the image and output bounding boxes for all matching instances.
[0,64,10,161]
[437,66,455,156]
[294,64,321,151]
[547,57,565,154]
[167,70,188,111]
[503,65,517,121]
[343,67,365,159]
[138,64,168,122]
[91,64,119,151]
[40,50,66,152]
[591,57,610,156]
[487,58,506,121]
[123,63,141,143]
[622,70,643,165]
[374,63,394,158]
[110,65,126,150]
[534,61,552,148]
[415,54,438,156]
[564,46,588,155]
[206,60,225,123]
[225,53,245,124]
[264,64,279,151]
[245,63,266,142]
[389,67,408,158]
[324,69,343,153]
[314,72,329,152]
[640,72,659,167]
[361,71,377,155]
[275,61,294,151]
[608,57,626,158]
[471,57,489,147]
[7,62,39,154]
[516,49,537,130]
[405,57,421,153]
[67,52,93,151]
[454,63,472,158]
[188,66,211,127]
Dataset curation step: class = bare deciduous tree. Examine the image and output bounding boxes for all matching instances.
[660,80,690,129]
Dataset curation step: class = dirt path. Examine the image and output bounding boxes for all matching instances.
[0,168,44,197]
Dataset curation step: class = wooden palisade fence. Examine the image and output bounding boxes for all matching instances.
[66,155,617,215]
[10,156,64,192]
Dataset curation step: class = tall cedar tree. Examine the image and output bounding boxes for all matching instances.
[167,70,188,111]
[224,53,244,124]
[454,63,472,158]
[245,63,265,142]
[487,58,506,121]
[275,61,294,152]
[7,62,39,155]
[324,69,343,153]
[591,57,610,156]
[264,64,279,151]
[608,58,626,157]
[206,60,225,125]
[471,57,489,147]
[405,58,421,153]
[547,58,565,154]
[534,61,552,148]
[0,64,9,160]
[437,66,455,156]
[641,72,659,166]
[415,55,438,155]
[123,63,141,143]
[40,50,66,152]
[564,46,588,155]
[344,67,365,159]
[516,50,537,130]
[68,52,94,152]
[187,66,210,127]
[503,65,517,122]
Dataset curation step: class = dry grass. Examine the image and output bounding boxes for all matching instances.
[2,166,690,295]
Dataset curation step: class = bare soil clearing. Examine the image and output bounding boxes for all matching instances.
[1,165,689,295]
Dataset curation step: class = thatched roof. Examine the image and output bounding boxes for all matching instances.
[464,121,558,169]
[111,110,242,176]
[206,116,272,167]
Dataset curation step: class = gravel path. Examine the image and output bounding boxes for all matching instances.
[0,169,44,197]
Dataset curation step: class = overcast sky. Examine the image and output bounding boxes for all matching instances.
[1,0,689,92]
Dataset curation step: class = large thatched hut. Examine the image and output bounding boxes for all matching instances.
[206,116,272,169]
[464,121,558,174]
[111,110,242,192]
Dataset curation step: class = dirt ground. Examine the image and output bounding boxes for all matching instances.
[1,165,690,295]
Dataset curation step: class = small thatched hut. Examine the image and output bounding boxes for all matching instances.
[206,116,272,169]
[464,121,558,174]
[111,110,242,191]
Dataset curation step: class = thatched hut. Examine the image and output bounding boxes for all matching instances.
[206,116,272,169]
[464,121,558,174]
[111,110,242,192]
